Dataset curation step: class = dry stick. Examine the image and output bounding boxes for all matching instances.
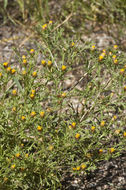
[80,78,113,122]
[52,13,73,32]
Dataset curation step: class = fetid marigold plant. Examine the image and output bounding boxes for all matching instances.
[0,25,126,190]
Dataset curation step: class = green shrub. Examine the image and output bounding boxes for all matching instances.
[0,22,126,189]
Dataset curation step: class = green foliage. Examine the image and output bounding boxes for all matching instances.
[0,22,126,189]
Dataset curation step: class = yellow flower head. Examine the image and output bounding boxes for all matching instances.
[31,89,35,94]
[3,62,8,68]
[22,55,26,59]
[61,92,66,98]
[109,52,112,55]
[71,122,76,129]
[12,89,17,96]
[112,115,117,121]
[91,126,95,132]
[11,164,16,169]
[25,153,29,158]
[15,153,20,158]
[114,59,118,64]
[91,45,95,50]
[75,133,80,139]
[30,49,35,54]
[30,111,36,117]
[81,164,86,169]
[37,125,42,131]
[124,86,126,91]
[21,143,24,147]
[49,20,53,24]
[99,149,103,154]
[6,66,11,72]
[109,148,115,153]
[40,111,45,118]
[115,129,120,135]
[113,45,118,49]
[47,60,52,67]
[62,65,67,71]
[12,107,16,112]
[11,69,16,74]
[120,68,125,74]
[123,131,126,137]
[99,55,104,61]
[71,42,75,47]
[112,55,116,59]
[32,71,37,77]
[48,145,53,151]
[69,125,72,129]
[22,70,27,75]
[41,60,46,66]
[30,94,35,99]
[42,24,47,30]
[22,59,27,65]
[72,167,76,171]
[76,166,81,171]
[0,72,2,77]
[21,116,26,121]
[100,120,105,127]
[102,49,106,53]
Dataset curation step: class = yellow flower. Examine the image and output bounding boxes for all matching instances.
[21,116,26,121]
[100,120,105,127]
[11,164,16,169]
[21,143,24,147]
[6,66,11,72]
[30,94,35,99]
[109,148,115,153]
[3,62,8,68]
[120,68,125,74]
[40,111,45,118]
[47,60,52,67]
[48,145,53,151]
[99,55,104,61]
[81,164,86,169]
[76,166,81,171]
[30,49,35,54]
[25,153,29,158]
[109,52,112,55]
[102,49,106,53]
[75,133,80,139]
[114,59,118,64]
[113,45,118,49]
[61,65,67,71]
[0,72,2,77]
[99,149,103,154]
[11,68,16,74]
[112,55,116,59]
[41,60,46,66]
[12,107,16,112]
[71,42,75,47]
[42,24,47,30]
[3,177,8,182]
[37,125,42,131]
[72,167,76,171]
[22,59,27,65]
[71,122,76,129]
[115,129,120,135]
[32,71,37,77]
[49,20,53,24]
[31,89,35,94]
[112,115,117,121]
[69,125,72,129]
[61,92,66,98]
[124,86,126,91]
[91,126,95,132]
[30,111,36,117]
[123,132,126,137]
[22,70,27,75]
[22,55,26,59]
[12,89,17,96]
[91,45,95,50]
[15,153,20,158]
